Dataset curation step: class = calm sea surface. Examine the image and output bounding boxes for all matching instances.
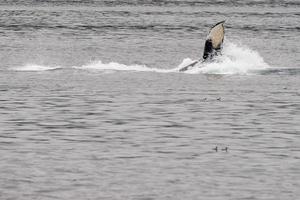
[0,1,300,199]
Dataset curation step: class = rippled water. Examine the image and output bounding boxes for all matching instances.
[0,1,300,199]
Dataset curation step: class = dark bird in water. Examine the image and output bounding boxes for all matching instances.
[179,20,225,72]
[213,146,218,152]
[221,147,228,152]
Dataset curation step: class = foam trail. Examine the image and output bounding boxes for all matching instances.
[12,64,61,71]
[74,61,175,73]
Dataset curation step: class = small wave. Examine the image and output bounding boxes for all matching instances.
[12,64,61,71]
[256,68,300,76]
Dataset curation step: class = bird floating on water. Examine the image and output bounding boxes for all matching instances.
[213,146,228,152]
[222,147,228,152]
[213,146,218,152]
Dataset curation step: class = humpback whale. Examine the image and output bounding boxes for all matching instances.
[179,20,225,72]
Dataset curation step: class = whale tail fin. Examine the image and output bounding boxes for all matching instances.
[178,20,225,72]
[203,20,225,60]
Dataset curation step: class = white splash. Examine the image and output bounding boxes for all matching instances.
[184,41,270,74]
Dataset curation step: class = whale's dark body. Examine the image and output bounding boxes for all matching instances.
[179,21,225,72]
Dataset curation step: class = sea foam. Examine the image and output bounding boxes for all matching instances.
[12,64,61,71]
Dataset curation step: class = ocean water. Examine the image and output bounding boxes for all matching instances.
[0,1,300,199]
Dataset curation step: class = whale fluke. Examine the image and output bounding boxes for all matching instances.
[179,20,225,72]
[203,20,225,60]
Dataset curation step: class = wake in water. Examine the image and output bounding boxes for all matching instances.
[72,61,175,73]
[13,64,61,71]
[12,41,269,75]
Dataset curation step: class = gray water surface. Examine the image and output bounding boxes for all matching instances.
[0,1,300,200]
